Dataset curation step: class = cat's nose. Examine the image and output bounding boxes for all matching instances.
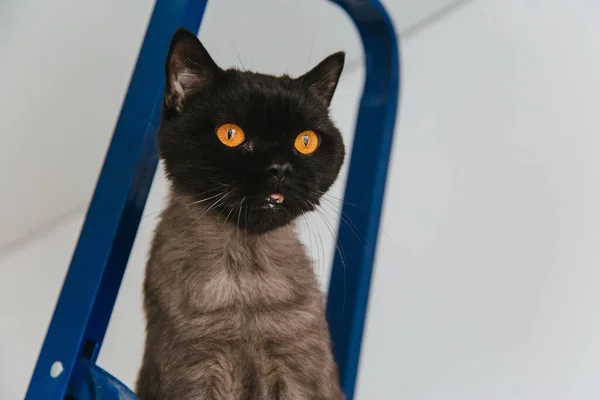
[266,163,292,181]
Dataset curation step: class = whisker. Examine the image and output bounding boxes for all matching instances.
[244,205,248,246]
[324,193,401,255]
[304,37,315,73]
[305,212,327,288]
[229,37,246,70]
[315,190,357,207]
[309,201,348,326]
[236,198,244,242]
[221,202,237,228]
[141,187,228,222]
[318,197,367,249]
[188,191,226,206]
[175,191,231,239]
[300,213,322,284]
[317,192,402,258]
[141,208,167,220]
[315,221,326,286]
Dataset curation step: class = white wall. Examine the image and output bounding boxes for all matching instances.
[2,0,600,399]
[358,0,600,399]
[0,0,156,250]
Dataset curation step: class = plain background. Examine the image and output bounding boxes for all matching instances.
[2,0,600,399]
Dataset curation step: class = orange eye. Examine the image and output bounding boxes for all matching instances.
[294,130,319,155]
[217,123,245,147]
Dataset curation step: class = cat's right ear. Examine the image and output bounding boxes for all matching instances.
[297,51,345,106]
[165,28,220,112]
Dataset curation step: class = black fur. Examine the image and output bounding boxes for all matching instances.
[159,28,346,234]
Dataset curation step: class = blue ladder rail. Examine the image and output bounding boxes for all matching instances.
[24,1,399,399]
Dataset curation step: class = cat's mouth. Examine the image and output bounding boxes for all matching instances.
[262,193,285,209]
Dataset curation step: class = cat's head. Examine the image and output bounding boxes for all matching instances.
[158,28,345,234]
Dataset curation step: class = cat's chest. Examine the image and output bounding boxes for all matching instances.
[186,256,321,341]
[181,243,302,312]
[198,261,296,310]
[150,236,322,340]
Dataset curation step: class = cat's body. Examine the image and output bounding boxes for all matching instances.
[137,28,345,399]
[137,192,341,399]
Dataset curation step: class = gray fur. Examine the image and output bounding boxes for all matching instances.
[136,190,342,399]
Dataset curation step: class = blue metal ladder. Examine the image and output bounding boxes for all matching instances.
[25,1,399,399]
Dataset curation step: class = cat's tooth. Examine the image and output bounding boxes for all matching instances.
[267,193,285,204]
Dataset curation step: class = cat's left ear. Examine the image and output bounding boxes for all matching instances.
[297,51,345,106]
[165,28,221,111]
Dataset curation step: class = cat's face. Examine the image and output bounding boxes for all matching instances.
[158,29,345,234]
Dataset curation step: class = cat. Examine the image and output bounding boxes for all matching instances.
[136,28,346,400]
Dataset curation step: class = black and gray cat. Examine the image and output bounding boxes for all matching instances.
[136,28,346,399]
